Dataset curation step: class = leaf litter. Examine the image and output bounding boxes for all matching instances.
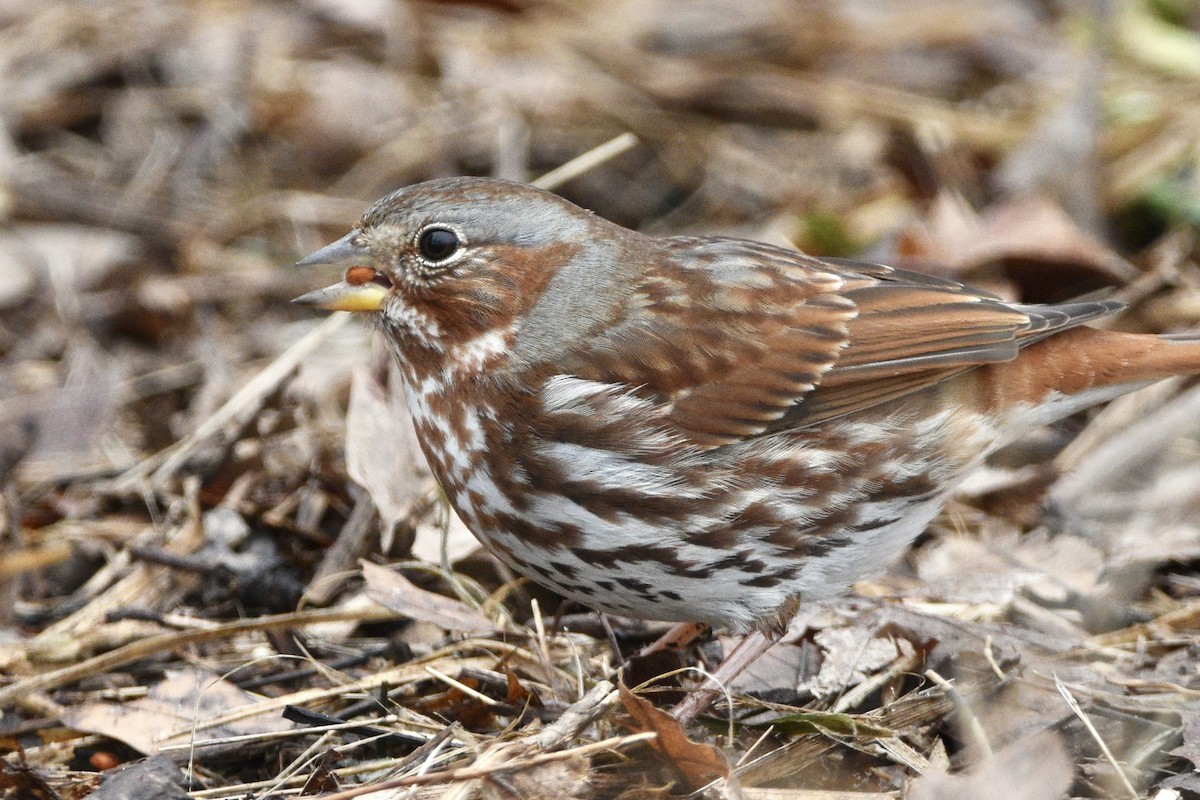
[2,0,1200,798]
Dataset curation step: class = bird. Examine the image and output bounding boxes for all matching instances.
[295,176,1200,720]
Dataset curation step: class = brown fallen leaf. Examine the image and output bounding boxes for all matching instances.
[298,752,342,796]
[61,667,293,755]
[617,675,730,792]
[898,193,1137,303]
[503,665,542,708]
[361,559,499,636]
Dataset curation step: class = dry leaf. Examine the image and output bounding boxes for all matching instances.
[1169,708,1200,769]
[503,665,539,707]
[87,754,188,800]
[346,347,435,549]
[617,677,730,791]
[61,667,293,755]
[900,193,1136,302]
[411,503,483,566]
[802,627,902,700]
[726,637,813,697]
[361,560,498,636]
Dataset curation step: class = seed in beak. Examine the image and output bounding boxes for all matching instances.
[345,265,377,285]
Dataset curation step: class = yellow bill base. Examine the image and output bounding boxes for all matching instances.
[292,281,388,312]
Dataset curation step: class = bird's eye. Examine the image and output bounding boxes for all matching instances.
[417,227,460,263]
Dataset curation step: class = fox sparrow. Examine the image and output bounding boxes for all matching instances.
[296,177,1200,701]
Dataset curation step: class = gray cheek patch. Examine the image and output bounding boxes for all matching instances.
[510,236,628,368]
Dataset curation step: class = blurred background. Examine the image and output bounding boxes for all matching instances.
[3,0,1200,797]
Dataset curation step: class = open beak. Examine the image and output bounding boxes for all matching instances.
[293,231,391,312]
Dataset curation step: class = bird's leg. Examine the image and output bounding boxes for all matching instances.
[670,597,799,724]
[598,613,624,664]
[670,629,782,724]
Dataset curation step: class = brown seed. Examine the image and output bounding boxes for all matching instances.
[345,265,377,285]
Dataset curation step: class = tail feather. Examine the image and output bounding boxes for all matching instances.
[971,326,1200,422]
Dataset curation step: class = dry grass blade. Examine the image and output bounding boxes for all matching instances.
[1054,675,1140,800]
[314,733,656,799]
[117,312,352,489]
[0,606,399,709]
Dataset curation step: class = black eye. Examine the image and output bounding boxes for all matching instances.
[417,227,460,262]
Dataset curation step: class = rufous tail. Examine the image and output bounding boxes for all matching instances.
[972,327,1200,417]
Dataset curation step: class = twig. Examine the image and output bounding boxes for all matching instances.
[982,635,1006,681]
[436,681,619,800]
[530,680,617,750]
[923,670,992,761]
[305,485,379,606]
[530,597,553,674]
[425,666,498,706]
[531,132,639,191]
[1054,674,1139,800]
[0,605,397,709]
[157,716,400,752]
[114,311,351,489]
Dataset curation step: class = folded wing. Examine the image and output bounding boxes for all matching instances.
[556,238,1120,448]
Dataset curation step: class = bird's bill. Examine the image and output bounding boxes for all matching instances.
[292,280,388,312]
[294,231,388,312]
[295,231,365,268]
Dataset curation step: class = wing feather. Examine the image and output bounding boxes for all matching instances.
[542,237,1121,447]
